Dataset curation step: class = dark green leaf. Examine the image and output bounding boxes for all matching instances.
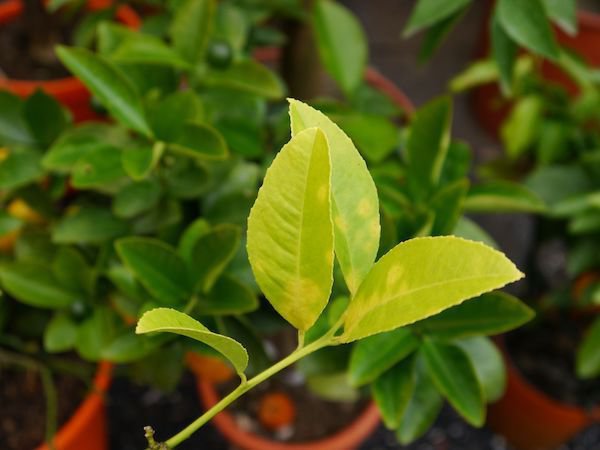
[313,0,367,94]
[465,181,546,213]
[404,0,471,36]
[116,237,191,306]
[0,91,34,145]
[113,180,162,218]
[422,340,484,426]
[197,274,258,315]
[372,356,416,429]
[168,123,228,160]
[0,147,42,190]
[491,14,517,94]
[76,307,118,360]
[121,144,164,180]
[413,292,533,339]
[204,60,284,99]
[0,262,78,309]
[430,179,469,235]
[396,358,443,444]
[542,0,577,35]
[56,46,152,136]
[457,336,506,403]
[71,145,126,189]
[44,313,78,352]
[407,97,452,198]
[148,91,204,141]
[349,327,419,386]
[23,90,69,145]
[577,316,600,379]
[53,208,129,244]
[190,224,240,293]
[496,0,559,60]
[170,0,215,64]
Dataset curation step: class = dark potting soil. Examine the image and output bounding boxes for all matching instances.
[108,372,228,450]
[506,312,600,410]
[108,374,600,450]
[0,8,77,80]
[217,372,369,443]
[0,365,87,450]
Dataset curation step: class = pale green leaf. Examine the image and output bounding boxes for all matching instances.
[342,236,523,342]
[247,127,334,331]
[136,307,248,374]
[289,99,379,295]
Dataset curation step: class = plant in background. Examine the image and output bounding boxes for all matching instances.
[405,0,578,93]
[135,99,530,449]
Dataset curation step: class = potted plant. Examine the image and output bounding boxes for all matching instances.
[133,97,528,450]
[0,91,114,450]
[0,0,141,121]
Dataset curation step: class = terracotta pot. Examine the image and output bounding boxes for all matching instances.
[364,67,415,117]
[0,0,140,122]
[472,10,600,138]
[488,339,600,450]
[197,378,381,450]
[36,361,113,450]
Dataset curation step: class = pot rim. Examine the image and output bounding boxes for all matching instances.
[35,361,113,450]
[576,10,600,31]
[0,0,140,90]
[495,335,600,422]
[197,377,380,450]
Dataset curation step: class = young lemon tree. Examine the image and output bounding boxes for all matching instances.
[137,100,525,449]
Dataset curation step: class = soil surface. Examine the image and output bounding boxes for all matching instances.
[108,373,600,450]
[217,372,369,442]
[0,7,76,80]
[0,365,87,450]
[506,312,600,410]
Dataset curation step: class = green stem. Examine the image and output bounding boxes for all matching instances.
[165,331,336,448]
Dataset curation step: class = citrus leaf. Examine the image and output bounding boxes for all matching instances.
[313,0,367,94]
[422,339,484,426]
[342,236,523,342]
[116,237,191,306]
[247,127,334,331]
[372,356,416,429]
[289,99,379,295]
[348,327,419,387]
[136,307,248,374]
[56,46,152,136]
[412,291,534,339]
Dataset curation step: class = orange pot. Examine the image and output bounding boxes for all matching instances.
[0,0,140,122]
[36,361,113,450]
[197,377,381,450]
[487,341,600,450]
[472,10,600,138]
